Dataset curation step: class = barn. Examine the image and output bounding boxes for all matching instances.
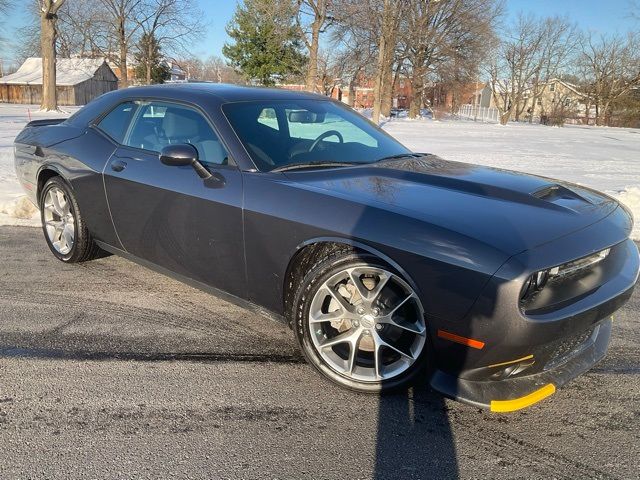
[0,57,118,106]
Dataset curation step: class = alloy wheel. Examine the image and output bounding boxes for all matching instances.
[43,186,75,255]
[308,266,426,382]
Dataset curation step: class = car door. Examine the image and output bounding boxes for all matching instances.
[102,100,246,299]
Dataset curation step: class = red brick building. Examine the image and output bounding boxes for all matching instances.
[279,78,482,112]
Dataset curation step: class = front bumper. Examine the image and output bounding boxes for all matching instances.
[427,225,639,411]
[430,316,613,411]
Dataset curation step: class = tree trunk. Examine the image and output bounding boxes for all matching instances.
[40,13,58,111]
[346,72,358,107]
[372,38,387,123]
[409,94,421,119]
[146,41,153,85]
[305,19,321,93]
[118,18,128,87]
[583,100,592,125]
[373,0,394,124]
[528,98,536,123]
[602,101,611,126]
[381,65,393,117]
[409,74,423,119]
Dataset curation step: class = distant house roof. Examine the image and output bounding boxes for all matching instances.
[0,57,114,86]
[544,78,586,97]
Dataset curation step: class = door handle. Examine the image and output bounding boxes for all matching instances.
[110,159,127,172]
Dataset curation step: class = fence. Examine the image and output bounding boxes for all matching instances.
[457,104,500,123]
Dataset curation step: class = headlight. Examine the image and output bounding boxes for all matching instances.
[521,248,611,300]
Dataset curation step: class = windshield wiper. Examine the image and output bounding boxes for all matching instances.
[271,161,361,172]
[374,153,422,163]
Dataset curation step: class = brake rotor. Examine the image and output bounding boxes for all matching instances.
[328,275,378,352]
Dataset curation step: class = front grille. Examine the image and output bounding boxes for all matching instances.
[544,326,598,370]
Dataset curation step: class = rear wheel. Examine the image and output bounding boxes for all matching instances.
[39,177,101,263]
[293,251,428,392]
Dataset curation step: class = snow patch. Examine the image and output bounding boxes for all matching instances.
[0,103,638,241]
[0,103,77,227]
[383,117,640,240]
[0,196,38,219]
[613,187,640,239]
[0,196,39,226]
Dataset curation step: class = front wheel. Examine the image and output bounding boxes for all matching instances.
[39,176,101,263]
[293,251,429,392]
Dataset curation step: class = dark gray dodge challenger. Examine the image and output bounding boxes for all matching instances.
[14,84,639,411]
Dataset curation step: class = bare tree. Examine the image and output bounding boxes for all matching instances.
[0,0,13,48]
[296,0,333,92]
[98,0,146,87]
[57,0,113,59]
[401,0,502,119]
[203,55,244,84]
[330,0,406,116]
[135,0,205,85]
[577,31,640,126]
[39,0,66,111]
[173,55,244,83]
[315,49,346,95]
[488,14,552,125]
[372,0,405,123]
[330,0,378,105]
[524,17,577,122]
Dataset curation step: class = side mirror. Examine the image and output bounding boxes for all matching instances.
[160,144,212,179]
[160,144,198,167]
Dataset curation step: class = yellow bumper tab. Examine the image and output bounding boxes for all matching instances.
[490,383,556,412]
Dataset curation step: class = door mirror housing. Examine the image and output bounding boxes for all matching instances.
[160,144,212,179]
[160,144,198,167]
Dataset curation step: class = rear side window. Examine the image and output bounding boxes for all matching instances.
[125,101,229,167]
[97,102,137,143]
[257,108,279,131]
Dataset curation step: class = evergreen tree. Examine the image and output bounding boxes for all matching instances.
[223,0,307,86]
[135,32,170,85]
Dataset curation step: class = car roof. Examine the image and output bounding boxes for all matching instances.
[108,83,327,104]
[67,83,334,128]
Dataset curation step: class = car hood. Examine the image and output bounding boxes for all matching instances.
[283,155,620,255]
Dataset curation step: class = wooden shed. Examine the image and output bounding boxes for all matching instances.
[0,57,118,106]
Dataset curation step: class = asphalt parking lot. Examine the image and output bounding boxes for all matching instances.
[0,226,638,479]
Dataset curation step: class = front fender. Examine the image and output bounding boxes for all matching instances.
[243,172,510,320]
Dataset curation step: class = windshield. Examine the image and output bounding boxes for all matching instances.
[222,100,411,171]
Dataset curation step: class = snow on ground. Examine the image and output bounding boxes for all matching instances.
[0,104,79,226]
[383,117,640,240]
[0,103,638,239]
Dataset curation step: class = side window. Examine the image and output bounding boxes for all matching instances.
[257,107,279,131]
[125,101,229,167]
[97,101,137,143]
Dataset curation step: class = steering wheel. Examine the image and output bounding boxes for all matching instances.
[309,130,344,152]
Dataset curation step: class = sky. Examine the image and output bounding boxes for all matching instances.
[0,0,638,70]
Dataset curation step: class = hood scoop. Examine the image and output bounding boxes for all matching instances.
[531,184,594,212]
[532,184,590,203]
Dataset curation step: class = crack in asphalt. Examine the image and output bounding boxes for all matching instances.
[0,347,305,364]
[432,404,625,480]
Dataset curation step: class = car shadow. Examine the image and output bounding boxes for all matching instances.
[375,385,458,479]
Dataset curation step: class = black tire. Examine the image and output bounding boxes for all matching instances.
[39,176,102,263]
[292,250,430,393]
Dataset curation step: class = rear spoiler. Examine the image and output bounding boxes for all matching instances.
[26,118,67,127]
